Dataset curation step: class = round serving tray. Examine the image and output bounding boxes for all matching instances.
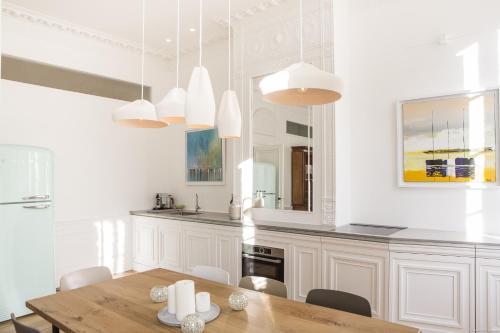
[157,303,221,327]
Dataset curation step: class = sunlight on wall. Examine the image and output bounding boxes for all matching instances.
[456,43,479,90]
[94,219,127,274]
[465,190,484,241]
[239,159,254,211]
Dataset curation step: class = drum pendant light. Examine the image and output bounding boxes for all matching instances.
[259,0,343,106]
[185,0,216,129]
[112,0,166,128]
[217,0,241,139]
[156,0,186,124]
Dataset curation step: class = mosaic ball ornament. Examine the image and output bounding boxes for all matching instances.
[181,314,205,333]
[228,292,248,311]
[149,285,168,303]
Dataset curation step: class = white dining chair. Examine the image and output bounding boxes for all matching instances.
[239,276,288,298]
[191,265,230,285]
[59,266,113,291]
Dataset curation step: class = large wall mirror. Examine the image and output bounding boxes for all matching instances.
[252,75,313,212]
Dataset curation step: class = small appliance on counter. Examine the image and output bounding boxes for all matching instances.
[154,193,175,210]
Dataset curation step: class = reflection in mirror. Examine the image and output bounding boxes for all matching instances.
[252,76,313,212]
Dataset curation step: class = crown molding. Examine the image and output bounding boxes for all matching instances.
[2,1,176,61]
[214,0,288,28]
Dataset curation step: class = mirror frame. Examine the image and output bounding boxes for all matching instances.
[232,0,336,225]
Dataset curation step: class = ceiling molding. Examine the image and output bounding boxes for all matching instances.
[2,0,290,63]
[214,0,288,28]
[2,2,175,61]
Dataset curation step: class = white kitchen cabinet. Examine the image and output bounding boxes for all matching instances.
[389,247,475,333]
[322,238,389,319]
[158,222,183,272]
[476,247,500,333]
[133,217,158,271]
[213,228,241,286]
[183,227,215,272]
[291,237,322,302]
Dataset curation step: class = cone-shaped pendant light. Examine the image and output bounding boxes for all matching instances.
[156,0,186,124]
[185,0,216,129]
[259,0,343,106]
[217,0,241,139]
[112,0,166,128]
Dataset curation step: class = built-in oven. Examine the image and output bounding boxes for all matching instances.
[242,244,285,282]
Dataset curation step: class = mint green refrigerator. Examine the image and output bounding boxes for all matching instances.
[0,145,55,321]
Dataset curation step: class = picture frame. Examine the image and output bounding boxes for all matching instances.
[397,88,500,188]
[185,128,226,186]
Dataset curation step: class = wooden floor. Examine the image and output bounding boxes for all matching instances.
[0,270,136,333]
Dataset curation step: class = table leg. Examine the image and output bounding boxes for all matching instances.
[52,325,60,333]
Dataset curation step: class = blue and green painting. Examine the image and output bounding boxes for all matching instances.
[186,128,224,182]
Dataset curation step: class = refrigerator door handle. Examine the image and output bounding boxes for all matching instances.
[22,204,51,209]
[22,195,50,201]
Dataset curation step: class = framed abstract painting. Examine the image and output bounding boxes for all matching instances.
[397,89,499,188]
[186,128,225,185]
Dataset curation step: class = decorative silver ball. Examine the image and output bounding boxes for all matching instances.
[149,285,168,303]
[228,292,248,311]
[181,314,205,333]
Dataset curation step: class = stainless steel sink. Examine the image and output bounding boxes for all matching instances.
[168,211,200,217]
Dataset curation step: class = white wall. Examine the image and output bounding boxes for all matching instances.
[163,40,234,213]
[344,0,500,234]
[1,9,174,279]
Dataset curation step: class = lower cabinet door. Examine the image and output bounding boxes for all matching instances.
[158,223,183,272]
[389,252,474,333]
[292,241,321,302]
[322,239,388,319]
[214,229,241,286]
[183,227,214,272]
[476,258,500,333]
[133,218,158,270]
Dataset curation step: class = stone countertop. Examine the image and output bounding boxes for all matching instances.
[130,210,500,247]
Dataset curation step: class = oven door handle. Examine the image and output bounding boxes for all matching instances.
[242,253,283,264]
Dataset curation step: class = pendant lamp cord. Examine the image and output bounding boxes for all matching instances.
[228,0,231,90]
[199,0,203,67]
[176,0,180,88]
[299,0,303,62]
[141,0,145,100]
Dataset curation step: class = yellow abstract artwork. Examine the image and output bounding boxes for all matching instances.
[402,90,497,184]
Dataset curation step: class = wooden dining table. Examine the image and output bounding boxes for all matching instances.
[27,269,419,333]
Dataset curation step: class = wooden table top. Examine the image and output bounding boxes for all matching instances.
[27,269,419,333]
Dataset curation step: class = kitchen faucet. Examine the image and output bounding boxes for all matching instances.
[195,193,201,214]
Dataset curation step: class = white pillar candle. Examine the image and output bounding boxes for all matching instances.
[196,292,211,313]
[167,284,176,314]
[175,280,196,321]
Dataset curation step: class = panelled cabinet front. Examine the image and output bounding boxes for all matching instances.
[322,238,389,319]
[389,247,475,333]
[158,223,183,272]
[133,217,158,270]
[476,247,500,333]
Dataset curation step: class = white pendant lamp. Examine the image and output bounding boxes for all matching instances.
[185,0,216,129]
[113,0,166,128]
[259,0,343,106]
[217,0,241,139]
[156,0,186,124]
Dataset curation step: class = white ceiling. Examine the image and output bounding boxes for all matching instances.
[6,0,287,57]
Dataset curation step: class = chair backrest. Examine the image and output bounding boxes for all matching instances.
[10,314,41,333]
[191,265,230,285]
[60,266,112,291]
[305,289,372,317]
[239,276,287,298]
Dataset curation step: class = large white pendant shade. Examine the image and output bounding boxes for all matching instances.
[185,66,216,129]
[217,90,241,138]
[112,99,166,128]
[156,87,186,124]
[259,62,343,106]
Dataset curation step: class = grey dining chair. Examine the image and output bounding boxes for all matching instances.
[305,289,372,317]
[191,265,230,285]
[10,313,41,333]
[59,266,112,291]
[239,276,287,298]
